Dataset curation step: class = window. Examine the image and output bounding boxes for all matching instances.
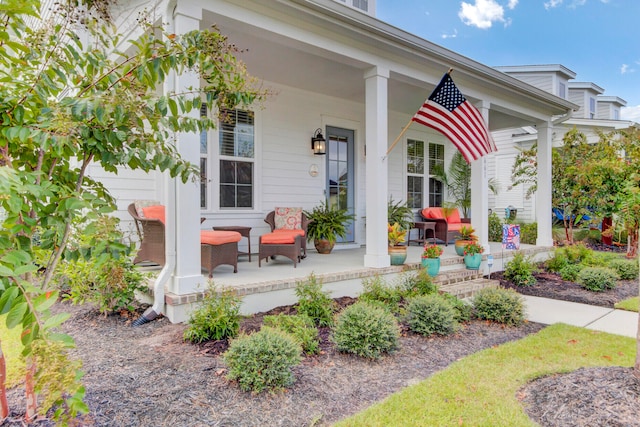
[589,97,596,119]
[614,109,619,120]
[200,108,255,210]
[559,82,566,99]
[428,143,444,207]
[406,138,424,209]
[352,0,368,11]
[219,109,254,208]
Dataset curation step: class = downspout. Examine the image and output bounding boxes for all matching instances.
[552,109,575,125]
[133,1,178,327]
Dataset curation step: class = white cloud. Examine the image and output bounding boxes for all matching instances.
[621,105,640,123]
[458,0,506,29]
[621,64,630,74]
[507,0,519,9]
[568,0,586,8]
[442,29,458,39]
[544,0,563,10]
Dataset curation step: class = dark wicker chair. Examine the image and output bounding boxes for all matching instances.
[258,210,311,267]
[420,207,471,246]
[129,203,240,276]
[129,203,165,266]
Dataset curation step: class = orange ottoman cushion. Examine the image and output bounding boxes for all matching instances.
[273,228,305,237]
[261,231,299,244]
[200,230,241,245]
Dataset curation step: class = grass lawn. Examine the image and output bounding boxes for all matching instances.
[1,313,25,388]
[336,324,636,427]
[615,296,639,312]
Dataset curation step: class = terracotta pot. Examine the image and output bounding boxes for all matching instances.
[314,239,335,254]
[388,245,407,265]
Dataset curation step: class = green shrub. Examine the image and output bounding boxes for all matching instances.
[332,302,400,359]
[503,252,537,287]
[559,263,582,282]
[359,275,404,309]
[488,212,503,242]
[183,285,241,343]
[562,243,593,264]
[263,314,320,355]
[577,267,618,292]
[406,294,458,336]
[59,254,147,315]
[472,287,525,326]
[519,222,537,245]
[223,327,302,393]
[294,273,336,327]
[608,258,639,280]
[440,293,473,323]
[545,250,569,273]
[400,269,439,297]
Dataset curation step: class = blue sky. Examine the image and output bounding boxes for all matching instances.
[377,0,640,123]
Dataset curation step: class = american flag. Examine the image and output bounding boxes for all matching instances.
[412,73,497,163]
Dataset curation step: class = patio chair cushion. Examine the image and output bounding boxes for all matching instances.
[134,200,161,217]
[141,205,166,224]
[200,230,242,245]
[274,207,303,230]
[422,207,445,220]
[261,230,299,244]
[273,228,305,237]
[446,209,461,224]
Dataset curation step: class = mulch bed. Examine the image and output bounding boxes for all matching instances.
[3,258,639,426]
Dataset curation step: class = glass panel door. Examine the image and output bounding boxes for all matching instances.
[326,126,355,243]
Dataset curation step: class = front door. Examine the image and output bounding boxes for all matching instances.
[326,126,355,243]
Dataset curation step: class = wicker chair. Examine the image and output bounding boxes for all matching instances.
[129,203,240,276]
[420,207,471,246]
[129,203,165,266]
[259,209,311,267]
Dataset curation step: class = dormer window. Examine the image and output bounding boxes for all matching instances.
[589,97,596,119]
[559,82,566,99]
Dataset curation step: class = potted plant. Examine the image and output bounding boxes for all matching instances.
[387,198,413,232]
[388,222,408,265]
[421,243,443,277]
[454,225,478,256]
[304,200,355,254]
[462,241,484,270]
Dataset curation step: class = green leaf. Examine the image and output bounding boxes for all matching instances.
[0,285,19,314]
[48,332,76,348]
[6,301,28,328]
[34,290,59,312]
[44,312,70,329]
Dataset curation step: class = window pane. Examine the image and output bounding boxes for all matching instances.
[429,177,443,207]
[200,158,207,209]
[220,160,253,208]
[407,176,423,209]
[219,109,254,158]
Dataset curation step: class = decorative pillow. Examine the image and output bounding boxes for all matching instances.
[141,205,166,224]
[446,209,461,224]
[135,200,160,218]
[274,207,302,230]
[422,207,444,220]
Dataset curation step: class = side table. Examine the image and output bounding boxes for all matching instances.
[212,226,252,261]
[409,221,436,246]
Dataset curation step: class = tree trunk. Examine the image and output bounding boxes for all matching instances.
[25,357,36,423]
[0,340,9,421]
[601,217,613,246]
[627,225,639,259]
[636,256,640,380]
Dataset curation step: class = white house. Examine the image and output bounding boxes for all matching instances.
[489,65,637,223]
[92,0,578,322]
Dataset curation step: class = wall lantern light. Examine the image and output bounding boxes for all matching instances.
[311,128,326,155]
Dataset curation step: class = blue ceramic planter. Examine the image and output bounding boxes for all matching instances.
[421,257,441,277]
[463,253,482,270]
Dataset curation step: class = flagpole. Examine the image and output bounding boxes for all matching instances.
[384,119,413,159]
[384,68,454,160]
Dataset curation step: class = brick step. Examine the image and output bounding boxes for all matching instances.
[439,278,500,299]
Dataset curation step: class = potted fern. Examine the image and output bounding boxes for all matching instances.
[305,201,355,254]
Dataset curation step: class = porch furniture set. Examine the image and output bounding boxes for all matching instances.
[129,202,310,274]
[130,201,465,275]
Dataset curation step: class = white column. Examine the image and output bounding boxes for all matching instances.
[536,120,554,247]
[470,101,490,253]
[363,66,390,268]
[169,7,206,295]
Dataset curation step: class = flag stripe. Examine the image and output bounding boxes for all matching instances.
[411,73,497,163]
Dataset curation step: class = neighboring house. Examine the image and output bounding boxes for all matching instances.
[90,0,577,322]
[489,65,637,223]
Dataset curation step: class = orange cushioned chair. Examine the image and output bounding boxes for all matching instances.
[420,207,471,245]
[129,202,241,276]
[259,208,311,268]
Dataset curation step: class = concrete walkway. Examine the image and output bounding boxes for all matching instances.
[523,295,638,338]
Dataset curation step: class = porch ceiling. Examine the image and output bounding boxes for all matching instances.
[201,2,574,131]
